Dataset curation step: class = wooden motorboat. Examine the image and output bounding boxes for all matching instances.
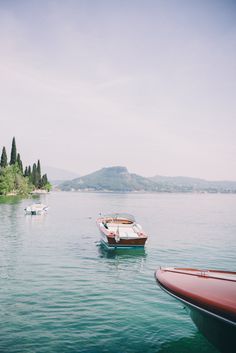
[97,213,148,249]
[24,203,48,215]
[155,267,236,353]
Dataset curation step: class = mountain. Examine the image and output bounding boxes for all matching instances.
[59,166,160,192]
[58,166,236,193]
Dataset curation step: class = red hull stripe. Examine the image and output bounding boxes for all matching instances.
[155,268,236,322]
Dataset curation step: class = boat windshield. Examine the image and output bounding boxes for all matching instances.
[103,213,135,223]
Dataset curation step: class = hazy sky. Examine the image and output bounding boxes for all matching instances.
[0,0,236,180]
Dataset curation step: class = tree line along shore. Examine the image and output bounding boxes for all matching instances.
[0,137,51,196]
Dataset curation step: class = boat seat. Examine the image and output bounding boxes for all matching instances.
[107,225,138,238]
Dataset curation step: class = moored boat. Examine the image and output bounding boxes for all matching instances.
[24,203,48,215]
[155,267,236,353]
[97,213,148,249]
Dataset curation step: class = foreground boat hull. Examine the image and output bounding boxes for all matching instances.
[189,300,235,353]
[155,268,236,353]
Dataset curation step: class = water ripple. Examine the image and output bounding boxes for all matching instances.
[0,192,234,353]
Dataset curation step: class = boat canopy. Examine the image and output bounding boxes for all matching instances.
[103,213,136,223]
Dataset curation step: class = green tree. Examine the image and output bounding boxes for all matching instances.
[17,153,23,174]
[0,146,8,168]
[32,163,40,188]
[14,172,30,195]
[10,137,17,165]
[37,160,42,188]
[37,160,41,179]
[41,174,48,186]
[1,137,49,196]
[0,166,15,195]
[41,174,51,191]
[32,163,36,186]
[28,165,32,180]
[24,166,28,177]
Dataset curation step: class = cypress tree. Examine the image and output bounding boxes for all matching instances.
[17,153,20,167]
[20,160,23,174]
[37,160,41,179]
[0,146,8,168]
[10,137,17,165]
[42,174,48,186]
[37,160,41,187]
[24,166,28,177]
[41,174,45,186]
[17,153,23,174]
[44,174,48,185]
[28,166,32,178]
[32,163,40,187]
[41,174,49,188]
[32,163,37,186]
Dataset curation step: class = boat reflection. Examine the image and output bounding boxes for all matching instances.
[24,212,47,227]
[98,242,147,259]
[97,242,147,273]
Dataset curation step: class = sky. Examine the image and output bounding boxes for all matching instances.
[0,0,236,180]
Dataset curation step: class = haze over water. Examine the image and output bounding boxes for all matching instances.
[0,192,235,353]
[1,0,236,180]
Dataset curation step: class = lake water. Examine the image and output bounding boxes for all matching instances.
[0,192,235,353]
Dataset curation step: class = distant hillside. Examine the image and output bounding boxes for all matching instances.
[59,166,160,192]
[150,175,236,193]
[58,166,236,193]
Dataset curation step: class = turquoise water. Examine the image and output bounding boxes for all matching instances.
[0,192,235,353]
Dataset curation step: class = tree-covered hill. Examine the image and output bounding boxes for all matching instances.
[150,175,236,193]
[58,166,236,193]
[59,166,160,192]
[0,137,51,196]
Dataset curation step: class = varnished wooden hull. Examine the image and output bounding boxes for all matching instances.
[155,268,236,353]
[100,232,147,249]
[107,235,147,247]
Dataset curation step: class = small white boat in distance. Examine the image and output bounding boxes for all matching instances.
[24,203,48,215]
